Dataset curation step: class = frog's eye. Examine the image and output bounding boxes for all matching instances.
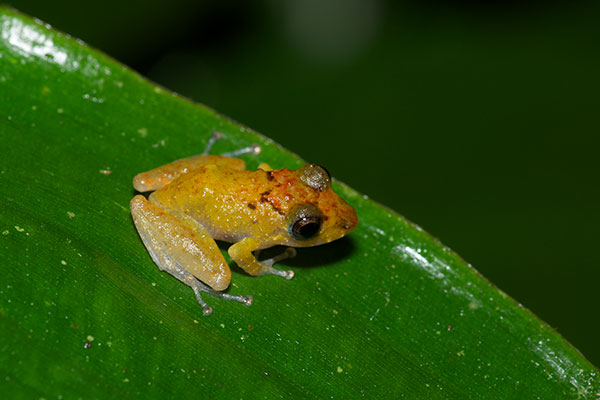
[298,164,331,191]
[289,204,323,241]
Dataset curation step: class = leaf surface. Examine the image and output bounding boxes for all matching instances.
[0,8,598,399]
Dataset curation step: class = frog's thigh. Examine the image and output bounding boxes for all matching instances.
[133,155,246,192]
[130,195,231,291]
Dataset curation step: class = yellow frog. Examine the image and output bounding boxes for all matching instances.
[130,132,358,315]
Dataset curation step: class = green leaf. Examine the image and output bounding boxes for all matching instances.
[0,7,597,399]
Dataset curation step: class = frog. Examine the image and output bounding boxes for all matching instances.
[130,131,358,315]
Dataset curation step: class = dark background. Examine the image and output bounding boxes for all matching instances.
[13,0,599,365]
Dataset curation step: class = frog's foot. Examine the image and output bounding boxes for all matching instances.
[189,278,253,316]
[256,248,297,280]
[201,130,223,155]
[220,144,261,158]
[203,130,261,158]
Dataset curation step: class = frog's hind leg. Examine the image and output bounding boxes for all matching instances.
[130,195,252,315]
[133,131,261,192]
[203,130,262,157]
[191,279,253,315]
[201,130,223,155]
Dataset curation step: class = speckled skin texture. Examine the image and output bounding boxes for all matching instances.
[149,164,357,247]
[130,153,358,306]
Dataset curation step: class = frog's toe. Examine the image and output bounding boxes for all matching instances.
[282,270,294,280]
[220,144,261,158]
[259,265,294,280]
[258,247,296,279]
[192,279,252,314]
[192,286,213,316]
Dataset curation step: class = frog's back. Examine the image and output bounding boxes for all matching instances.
[149,165,287,242]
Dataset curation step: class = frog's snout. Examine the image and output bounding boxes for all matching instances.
[340,206,359,233]
[321,204,358,244]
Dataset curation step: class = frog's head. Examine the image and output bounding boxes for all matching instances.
[285,164,358,247]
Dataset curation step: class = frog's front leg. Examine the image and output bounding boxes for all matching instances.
[130,195,252,314]
[228,237,296,279]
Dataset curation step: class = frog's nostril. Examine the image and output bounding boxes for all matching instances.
[338,219,354,231]
[340,211,358,232]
